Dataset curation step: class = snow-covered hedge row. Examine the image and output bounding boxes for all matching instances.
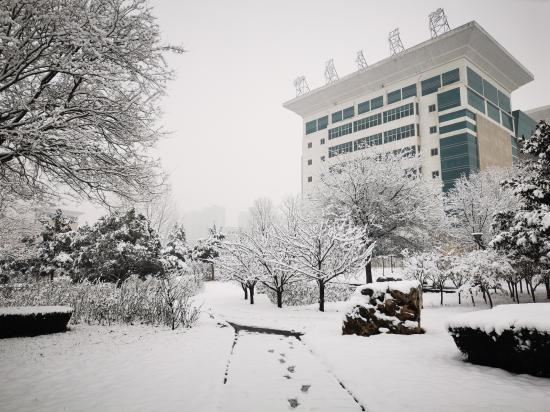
[448,304,550,377]
[0,274,203,329]
[0,306,73,338]
[262,280,356,306]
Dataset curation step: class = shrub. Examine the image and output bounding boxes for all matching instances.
[0,273,203,329]
[0,306,73,338]
[448,303,550,377]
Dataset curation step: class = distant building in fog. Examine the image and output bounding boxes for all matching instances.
[182,205,226,244]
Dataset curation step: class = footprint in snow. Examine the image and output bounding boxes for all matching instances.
[283,374,292,379]
[287,365,295,373]
[280,353,286,357]
[279,358,286,364]
[301,385,310,393]
[268,349,274,353]
[288,398,299,409]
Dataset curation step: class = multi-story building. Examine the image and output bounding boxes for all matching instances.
[283,21,538,193]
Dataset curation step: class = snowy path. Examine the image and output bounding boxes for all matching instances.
[222,331,364,412]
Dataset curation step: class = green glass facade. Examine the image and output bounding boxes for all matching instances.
[512,110,537,139]
[440,132,480,192]
[437,88,461,112]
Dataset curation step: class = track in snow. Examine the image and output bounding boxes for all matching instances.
[222,324,366,412]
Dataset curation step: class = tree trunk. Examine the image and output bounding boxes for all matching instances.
[529,281,536,303]
[487,290,493,309]
[514,282,520,304]
[211,263,215,281]
[470,290,475,306]
[248,284,255,305]
[545,277,550,300]
[440,283,444,306]
[458,292,461,305]
[318,281,325,312]
[365,261,373,284]
[519,280,523,293]
[276,289,283,308]
[241,283,248,300]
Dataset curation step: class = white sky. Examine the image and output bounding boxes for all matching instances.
[81,0,550,226]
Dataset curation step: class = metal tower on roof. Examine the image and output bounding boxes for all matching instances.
[293,76,310,97]
[356,50,368,70]
[429,8,451,38]
[324,59,339,84]
[388,28,405,56]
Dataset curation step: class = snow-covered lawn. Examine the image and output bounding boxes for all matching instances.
[0,316,234,412]
[2,281,549,412]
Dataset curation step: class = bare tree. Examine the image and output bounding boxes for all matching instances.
[0,0,183,205]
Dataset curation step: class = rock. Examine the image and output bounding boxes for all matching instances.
[342,280,424,337]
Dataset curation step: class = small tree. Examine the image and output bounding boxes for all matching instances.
[275,207,375,312]
[161,223,189,272]
[492,121,550,299]
[192,224,224,280]
[37,209,76,280]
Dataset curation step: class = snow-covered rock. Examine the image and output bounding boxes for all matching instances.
[342,280,423,336]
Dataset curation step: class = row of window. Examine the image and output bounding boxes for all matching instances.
[328,122,353,140]
[387,83,418,105]
[305,115,329,135]
[438,108,476,123]
[437,88,461,112]
[353,113,382,133]
[467,88,514,132]
[358,96,383,115]
[421,68,460,96]
[383,123,416,143]
[332,106,355,123]
[467,67,511,113]
[383,102,414,123]
[439,120,477,135]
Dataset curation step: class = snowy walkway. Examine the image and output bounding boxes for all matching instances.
[223,331,364,412]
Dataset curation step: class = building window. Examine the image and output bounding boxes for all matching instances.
[467,67,483,95]
[482,79,498,106]
[430,126,438,134]
[321,156,325,162]
[354,133,383,151]
[307,142,312,149]
[320,138,325,145]
[402,84,417,99]
[307,159,312,166]
[306,120,317,135]
[487,102,500,123]
[439,109,476,123]
[358,100,370,114]
[383,103,414,123]
[383,124,415,143]
[437,88,461,112]
[307,176,312,183]
[317,116,329,130]
[431,148,439,156]
[328,123,353,140]
[498,91,511,113]
[371,96,383,110]
[343,106,355,120]
[353,113,381,132]
[439,121,476,135]
[421,75,441,96]
[432,170,440,179]
[328,141,353,158]
[429,104,436,112]
[442,68,460,86]
[467,88,485,114]
[387,89,402,104]
[332,110,343,123]
[501,112,514,131]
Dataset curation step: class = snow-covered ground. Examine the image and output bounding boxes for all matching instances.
[0,316,234,412]
[2,281,550,412]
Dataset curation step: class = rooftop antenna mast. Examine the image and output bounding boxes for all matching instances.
[293,76,310,97]
[388,28,405,56]
[429,8,451,38]
[356,50,368,70]
[324,59,339,84]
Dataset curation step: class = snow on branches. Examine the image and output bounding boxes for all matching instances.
[0,0,183,205]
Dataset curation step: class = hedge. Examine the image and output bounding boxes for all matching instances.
[0,306,73,338]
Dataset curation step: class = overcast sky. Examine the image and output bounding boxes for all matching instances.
[80,0,550,226]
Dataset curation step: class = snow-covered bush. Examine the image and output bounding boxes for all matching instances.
[0,306,73,338]
[448,303,550,377]
[0,273,202,329]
